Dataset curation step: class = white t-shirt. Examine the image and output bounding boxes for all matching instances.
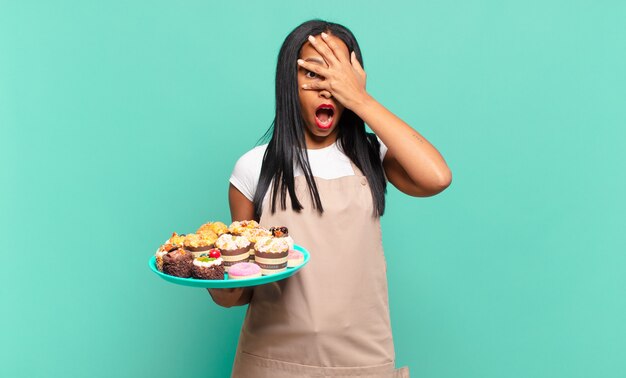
[230,140,388,201]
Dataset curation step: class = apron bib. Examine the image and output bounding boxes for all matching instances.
[232,163,409,378]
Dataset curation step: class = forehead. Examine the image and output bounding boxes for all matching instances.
[299,34,349,60]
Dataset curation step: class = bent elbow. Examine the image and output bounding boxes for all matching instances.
[420,170,452,197]
[438,169,452,192]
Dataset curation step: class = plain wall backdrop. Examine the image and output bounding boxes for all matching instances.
[1,1,625,377]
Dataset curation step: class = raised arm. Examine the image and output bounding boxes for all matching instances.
[206,184,255,307]
[298,32,451,196]
[355,97,452,197]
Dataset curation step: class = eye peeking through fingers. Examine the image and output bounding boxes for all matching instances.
[304,70,318,79]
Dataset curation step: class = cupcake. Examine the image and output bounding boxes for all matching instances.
[155,243,178,272]
[195,227,217,242]
[167,232,186,248]
[197,221,228,237]
[210,221,228,236]
[192,249,225,280]
[163,249,193,278]
[183,233,215,258]
[215,234,252,272]
[254,236,290,275]
[270,226,295,250]
[287,250,304,268]
[228,220,260,235]
[199,230,218,248]
[242,227,272,262]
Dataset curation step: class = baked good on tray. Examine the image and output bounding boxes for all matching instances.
[155,242,179,272]
[242,227,272,262]
[287,250,304,267]
[163,249,193,278]
[215,234,252,272]
[228,262,262,280]
[155,220,305,282]
[270,226,295,250]
[228,220,259,235]
[192,249,225,280]
[254,236,290,275]
[167,232,186,247]
[184,233,216,258]
[197,221,228,237]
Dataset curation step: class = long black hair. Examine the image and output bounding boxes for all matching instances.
[253,20,387,218]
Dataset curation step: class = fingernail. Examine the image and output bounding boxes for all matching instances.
[302,84,309,89]
[297,59,304,65]
[321,32,328,39]
[308,35,315,42]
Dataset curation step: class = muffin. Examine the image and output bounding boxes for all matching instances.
[242,227,272,262]
[155,242,178,272]
[270,226,295,250]
[192,249,224,280]
[197,221,228,237]
[287,250,304,268]
[209,221,228,236]
[228,220,260,235]
[183,233,215,258]
[215,234,252,272]
[167,232,186,248]
[195,227,217,242]
[163,249,193,278]
[254,236,290,275]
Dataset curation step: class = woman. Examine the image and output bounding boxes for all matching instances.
[210,20,451,377]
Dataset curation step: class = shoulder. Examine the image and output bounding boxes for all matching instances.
[230,144,268,201]
[236,144,268,164]
[232,144,268,175]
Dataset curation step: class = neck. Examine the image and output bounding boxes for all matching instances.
[304,129,339,149]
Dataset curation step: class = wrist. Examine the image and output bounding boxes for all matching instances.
[349,92,376,117]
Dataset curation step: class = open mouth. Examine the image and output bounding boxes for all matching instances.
[315,104,335,129]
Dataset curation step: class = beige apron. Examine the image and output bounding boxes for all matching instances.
[232,162,409,378]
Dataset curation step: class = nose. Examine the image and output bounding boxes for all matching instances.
[319,90,332,99]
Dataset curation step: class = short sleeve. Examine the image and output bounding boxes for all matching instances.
[377,136,388,162]
[229,145,267,202]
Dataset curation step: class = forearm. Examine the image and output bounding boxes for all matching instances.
[352,94,452,189]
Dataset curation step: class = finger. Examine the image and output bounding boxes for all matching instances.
[321,32,349,62]
[301,81,329,91]
[308,35,340,66]
[297,59,329,77]
[351,51,365,73]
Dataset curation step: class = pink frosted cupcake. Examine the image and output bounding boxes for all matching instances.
[287,250,304,268]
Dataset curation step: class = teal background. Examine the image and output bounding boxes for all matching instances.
[2,1,625,377]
